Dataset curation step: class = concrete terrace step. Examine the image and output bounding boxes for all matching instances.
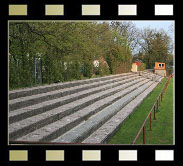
[9,77,147,141]
[51,77,161,143]
[9,73,139,111]
[15,79,151,142]
[9,75,145,124]
[82,76,163,144]
[9,72,134,100]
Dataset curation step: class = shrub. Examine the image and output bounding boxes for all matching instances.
[83,60,93,78]
[97,63,110,76]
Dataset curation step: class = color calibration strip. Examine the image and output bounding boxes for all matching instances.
[9,150,175,161]
[8,4,174,16]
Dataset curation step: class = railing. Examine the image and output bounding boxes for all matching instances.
[132,75,172,144]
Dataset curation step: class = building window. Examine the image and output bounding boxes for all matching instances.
[162,64,164,67]
[159,64,161,67]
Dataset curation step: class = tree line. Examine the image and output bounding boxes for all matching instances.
[9,21,173,89]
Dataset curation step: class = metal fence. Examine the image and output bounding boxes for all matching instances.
[132,75,172,144]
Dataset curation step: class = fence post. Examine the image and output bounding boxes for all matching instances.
[143,125,145,144]
[150,113,152,131]
[154,105,156,120]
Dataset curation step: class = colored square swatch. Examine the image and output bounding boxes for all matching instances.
[118,5,137,15]
[9,5,27,16]
[9,150,28,161]
[155,5,173,15]
[82,150,101,161]
[82,5,100,15]
[119,150,137,161]
[45,5,64,15]
[46,150,64,161]
[155,150,174,161]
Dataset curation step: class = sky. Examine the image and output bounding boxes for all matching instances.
[132,21,174,33]
[132,21,174,40]
[102,20,174,39]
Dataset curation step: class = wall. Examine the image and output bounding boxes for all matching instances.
[155,69,166,77]
[131,63,137,72]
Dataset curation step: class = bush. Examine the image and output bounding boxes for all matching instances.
[9,59,34,89]
[97,63,110,76]
[83,60,93,78]
[62,61,82,81]
[71,61,82,80]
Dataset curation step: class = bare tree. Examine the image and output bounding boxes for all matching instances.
[110,21,140,51]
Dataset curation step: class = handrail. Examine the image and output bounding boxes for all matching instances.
[132,75,172,144]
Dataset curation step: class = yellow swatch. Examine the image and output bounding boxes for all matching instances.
[9,150,28,161]
[46,150,64,161]
[118,5,137,15]
[119,150,137,161]
[45,5,64,15]
[82,5,100,15]
[9,5,27,16]
[82,150,101,161]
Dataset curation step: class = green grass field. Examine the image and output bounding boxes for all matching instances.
[107,77,174,145]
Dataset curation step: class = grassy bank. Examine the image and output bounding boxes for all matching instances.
[108,77,173,144]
